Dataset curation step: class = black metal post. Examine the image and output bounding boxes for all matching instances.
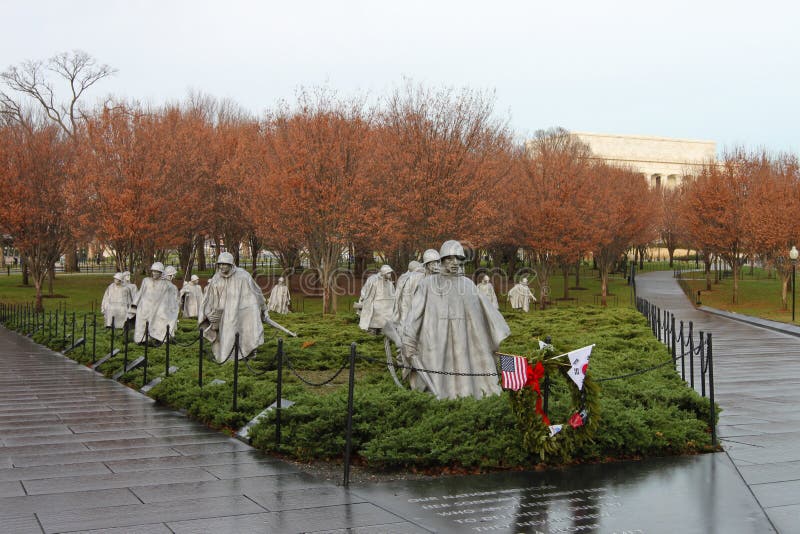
[62,306,67,346]
[165,325,170,377]
[54,307,58,338]
[198,327,204,387]
[689,321,695,389]
[671,314,676,363]
[543,374,550,417]
[143,322,149,386]
[657,307,662,342]
[343,342,357,487]
[71,312,75,347]
[276,338,284,448]
[123,320,129,370]
[91,313,97,363]
[699,331,706,398]
[232,333,240,411]
[708,333,716,446]
[792,261,797,322]
[680,320,685,380]
[110,316,115,356]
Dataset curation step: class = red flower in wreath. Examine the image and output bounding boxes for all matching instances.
[569,412,584,429]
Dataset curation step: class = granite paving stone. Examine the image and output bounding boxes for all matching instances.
[1,514,44,534]
[10,445,181,467]
[37,495,267,533]
[0,480,25,497]
[0,462,112,482]
[22,467,219,495]
[0,487,141,519]
[105,450,273,473]
[67,524,173,534]
[130,473,332,503]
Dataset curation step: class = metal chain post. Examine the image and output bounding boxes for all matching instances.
[232,333,240,411]
[276,338,284,448]
[142,322,149,386]
[343,342,357,487]
[198,327,204,387]
[708,333,716,446]
[165,325,170,377]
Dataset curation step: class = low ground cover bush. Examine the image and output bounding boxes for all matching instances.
[1,271,715,472]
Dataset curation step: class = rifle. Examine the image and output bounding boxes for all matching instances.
[264,316,298,337]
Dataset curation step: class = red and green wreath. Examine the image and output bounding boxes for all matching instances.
[503,346,600,462]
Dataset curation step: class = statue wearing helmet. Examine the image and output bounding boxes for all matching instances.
[477,274,499,310]
[401,240,510,400]
[421,249,441,275]
[180,274,204,318]
[127,261,179,343]
[101,273,133,329]
[508,277,537,312]
[267,276,291,314]
[199,252,269,362]
[356,265,395,333]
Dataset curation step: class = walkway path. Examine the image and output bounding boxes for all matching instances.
[636,270,800,533]
[0,328,422,533]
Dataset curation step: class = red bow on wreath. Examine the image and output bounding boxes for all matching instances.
[525,361,550,426]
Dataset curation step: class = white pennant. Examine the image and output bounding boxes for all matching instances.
[567,345,594,390]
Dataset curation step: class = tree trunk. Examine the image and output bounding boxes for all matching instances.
[668,247,675,268]
[574,260,581,288]
[732,261,740,304]
[65,249,79,273]
[781,272,790,310]
[48,265,55,295]
[561,263,569,299]
[600,268,609,306]
[22,261,29,286]
[705,257,713,291]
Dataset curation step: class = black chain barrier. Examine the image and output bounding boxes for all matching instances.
[358,353,500,377]
[285,353,350,386]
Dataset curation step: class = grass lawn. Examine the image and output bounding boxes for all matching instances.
[678,268,794,323]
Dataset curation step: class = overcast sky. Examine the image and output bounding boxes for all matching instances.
[3,0,799,154]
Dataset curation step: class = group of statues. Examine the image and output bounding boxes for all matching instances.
[100,243,539,400]
[101,254,292,363]
[356,241,523,400]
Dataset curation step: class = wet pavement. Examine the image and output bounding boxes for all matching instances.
[0,272,792,532]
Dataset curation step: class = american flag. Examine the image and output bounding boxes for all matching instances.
[499,354,528,391]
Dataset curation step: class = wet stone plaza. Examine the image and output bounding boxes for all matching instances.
[350,454,767,533]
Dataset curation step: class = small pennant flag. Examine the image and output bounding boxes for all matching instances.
[499,354,528,391]
[548,424,563,437]
[567,344,594,390]
[538,339,553,350]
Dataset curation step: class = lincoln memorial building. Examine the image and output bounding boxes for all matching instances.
[569,131,717,188]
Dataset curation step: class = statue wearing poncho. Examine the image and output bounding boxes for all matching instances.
[180,275,204,318]
[199,253,267,363]
[101,273,132,329]
[357,265,395,332]
[401,241,510,400]
[127,263,178,344]
[267,277,291,314]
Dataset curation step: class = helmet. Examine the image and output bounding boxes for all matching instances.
[113,272,124,281]
[482,274,490,282]
[407,260,422,272]
[379,264,393,275]
[422,249,440,265]
[150,262,164,273]
[164,266,177,277]
[438,240,465,260]
[122,271,131,281]
[278,276,285,283]
[190,274,199,282]
[217,252,234,265]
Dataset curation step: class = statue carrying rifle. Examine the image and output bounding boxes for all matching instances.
[199,252,296,363]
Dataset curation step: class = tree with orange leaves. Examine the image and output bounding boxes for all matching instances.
[515,127,595,306]
[589,162,655,306]
[372,82,515,265]
[681,148,754,304]
[80,103,207,273]
[245,90,374,314]
[741,151,800,309]
[0,119,76,310]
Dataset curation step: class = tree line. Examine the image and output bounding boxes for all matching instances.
[1,51,795,312]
